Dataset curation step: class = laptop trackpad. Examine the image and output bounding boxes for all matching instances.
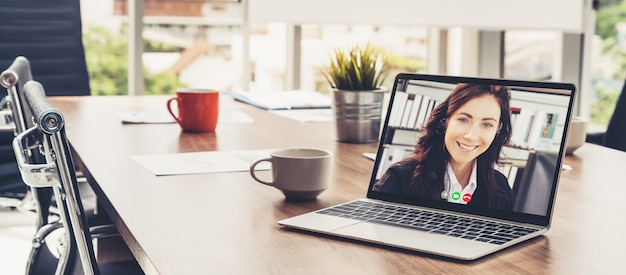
[279,213,361,232]
[332,222,495,259]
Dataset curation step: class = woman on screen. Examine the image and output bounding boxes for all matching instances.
[373,83,515,210]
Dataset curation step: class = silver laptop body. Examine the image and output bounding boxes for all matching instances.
[279,73,576,260]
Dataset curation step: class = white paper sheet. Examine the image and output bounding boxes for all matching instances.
[226,90,331,110]
[131,149,273,176]
[119,109,254,124]
[269,109,333,122]
[118,111,176,124]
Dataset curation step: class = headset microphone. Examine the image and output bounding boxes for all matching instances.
[441,177,452,199]
[440,171,449,199]
[429,171,449,200]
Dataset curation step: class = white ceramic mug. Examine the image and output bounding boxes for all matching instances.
[566,116,587,154]
[250,148,332,200]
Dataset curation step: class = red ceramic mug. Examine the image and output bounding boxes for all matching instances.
[167,89,220,132]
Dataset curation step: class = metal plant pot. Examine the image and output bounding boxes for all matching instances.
[331,88,386,143]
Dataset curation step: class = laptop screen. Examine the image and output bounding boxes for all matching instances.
[367,73,576,226]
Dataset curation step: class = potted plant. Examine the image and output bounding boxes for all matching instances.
[323,43,390,143]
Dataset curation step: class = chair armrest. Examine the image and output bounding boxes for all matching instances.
[585,132,606,145]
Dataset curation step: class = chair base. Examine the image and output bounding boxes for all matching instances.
[0,189,35,211]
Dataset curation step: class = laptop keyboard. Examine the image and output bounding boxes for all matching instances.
[316,200,539,245]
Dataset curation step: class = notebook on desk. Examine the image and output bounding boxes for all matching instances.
[278,73,576,260]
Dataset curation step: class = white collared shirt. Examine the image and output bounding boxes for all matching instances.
[444,161,477,204]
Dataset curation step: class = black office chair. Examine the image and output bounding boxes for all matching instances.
[2,56,107,217]
[2,56,120,274]
[0,57,54,228]
[0,0,92,202]
[14,81,143,275]
[512,151,558,216]
[586,80,626,152]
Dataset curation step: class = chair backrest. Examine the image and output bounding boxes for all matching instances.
[0,0,90,97]
[512,151,558,216]
[605,81,626,152]
[14,80,98,275]
[0,0,91,197]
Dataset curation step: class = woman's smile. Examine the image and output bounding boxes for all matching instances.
[457,141,479,152]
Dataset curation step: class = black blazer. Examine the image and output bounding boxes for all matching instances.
[373,161,514,210]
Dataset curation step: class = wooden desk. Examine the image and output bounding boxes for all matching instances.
[50,95,626,274]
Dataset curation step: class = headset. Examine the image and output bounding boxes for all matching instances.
[432,118,451,200]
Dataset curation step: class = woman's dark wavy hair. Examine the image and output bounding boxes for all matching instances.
[406,83,512,203]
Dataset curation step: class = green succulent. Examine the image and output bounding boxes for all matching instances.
[323,43,389,91]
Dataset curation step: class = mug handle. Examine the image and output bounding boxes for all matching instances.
[166,97,182,125]
[250,158,273,186]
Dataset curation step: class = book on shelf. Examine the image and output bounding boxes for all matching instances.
[406,94,423,129]
[511,107,532,147]
[399,98,414,128]
[375,147,390,180]
[388,92,441,130]
[510,106,561,151]
[389,92,409,127]
[423,99,439,127]
[526,110,548,150]
[414,95,432,129]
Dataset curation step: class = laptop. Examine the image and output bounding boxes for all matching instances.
[278,73,576,260]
